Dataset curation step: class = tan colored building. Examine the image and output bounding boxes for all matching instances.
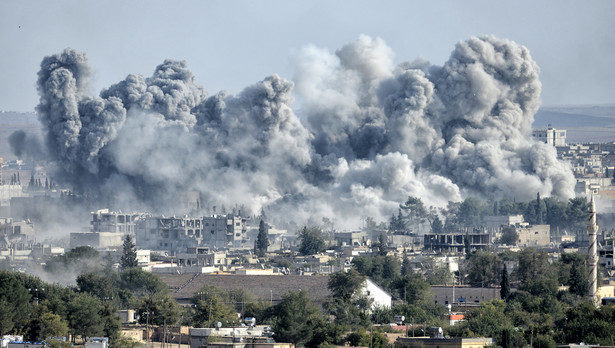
[516,224,550,247]
[205,339,294,348]
[190,327,293,348]
[395,336,494,348]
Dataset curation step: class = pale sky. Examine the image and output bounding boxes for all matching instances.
[1,0,614,112]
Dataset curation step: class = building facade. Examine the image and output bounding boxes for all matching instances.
[136,214,248,254]
[532,126,566,146]
[90,209,148,234]
[423,230,491,253]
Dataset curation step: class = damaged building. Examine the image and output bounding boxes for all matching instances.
[70,209,149,249]
[135,214,248,254]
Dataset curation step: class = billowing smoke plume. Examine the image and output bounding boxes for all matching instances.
[14,36,575,228]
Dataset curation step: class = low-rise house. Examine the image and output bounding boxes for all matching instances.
[430,285,500,306]
[514,224,551,247]
[361,278,392,309]
[395,335,494,348]
[190,326,293,348]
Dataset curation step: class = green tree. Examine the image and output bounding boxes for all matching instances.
[272,290,325,347]
[533,334,556,348]
[401,257,412,277]
[458,197,484,227]
[442,201,461,232]
[464,232,471,258]
[298,226,326,255]
[44,246,101,275]
[535,192,543,224]
[77,272,117,300]
[389,209,406,232]
[500,264,510,301]
[328,269,366,302]
[351,255,400,291]
[0,272,32,335]
[345,328,389,348]
[524,192,546,225]
[517,248,552,285]
[396,208,406,232]
[544,197,568,233]
[430,215,444,234]
[138,294,179,345]
[27,311,69,341]
[566,197,589,232]
[563,301,615,345]
[400,197,427,233]
[566,255,589,297]
[466,251,498,287]
[394,273,430,306]
[375,233,387,256]
[455,300,510,338]
[120,235,138,270]
[499,228,518,246]
[497,198,521,216]
[190,285,239,328]
[325,270,371,327]
[119,267,168,297]
[99,301,121,345]
[499,327,527,348]
[68,293,105,340]
[425,263,453,286]
[255,219,270,257]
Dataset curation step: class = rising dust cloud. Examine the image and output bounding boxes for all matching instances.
[11,35,575,229]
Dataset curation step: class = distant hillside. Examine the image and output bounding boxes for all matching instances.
[0,111,39,125]
[534,104,615,144]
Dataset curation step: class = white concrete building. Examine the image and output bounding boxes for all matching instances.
[532,126,566,146]
[361,278,392,309]
[189,326,274,348]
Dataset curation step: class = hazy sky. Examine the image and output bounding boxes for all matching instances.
[1,0,613,112]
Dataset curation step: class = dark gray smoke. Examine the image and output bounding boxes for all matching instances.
[16,36,575,228]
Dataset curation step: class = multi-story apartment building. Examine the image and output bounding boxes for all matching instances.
[90,209,148,234]
[0,217,35,245]
[423,229,491,253]
[70,209,149,249]
[532,126,566,146]
[136,214,248,254]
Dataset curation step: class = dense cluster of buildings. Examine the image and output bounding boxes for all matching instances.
[1,127,615,347]
[531,127,615,203]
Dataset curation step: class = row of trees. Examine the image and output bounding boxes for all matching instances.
[253,247,612,347]
[463,248,590,294]
[388,196,591,235]
[0,270,124,347]
[0,236,175,347]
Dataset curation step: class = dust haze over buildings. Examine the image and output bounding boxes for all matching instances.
[10,36,576,229]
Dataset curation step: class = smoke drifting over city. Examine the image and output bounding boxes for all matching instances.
[12,35,575,227]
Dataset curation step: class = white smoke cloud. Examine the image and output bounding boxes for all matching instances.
[13,36,576,229]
